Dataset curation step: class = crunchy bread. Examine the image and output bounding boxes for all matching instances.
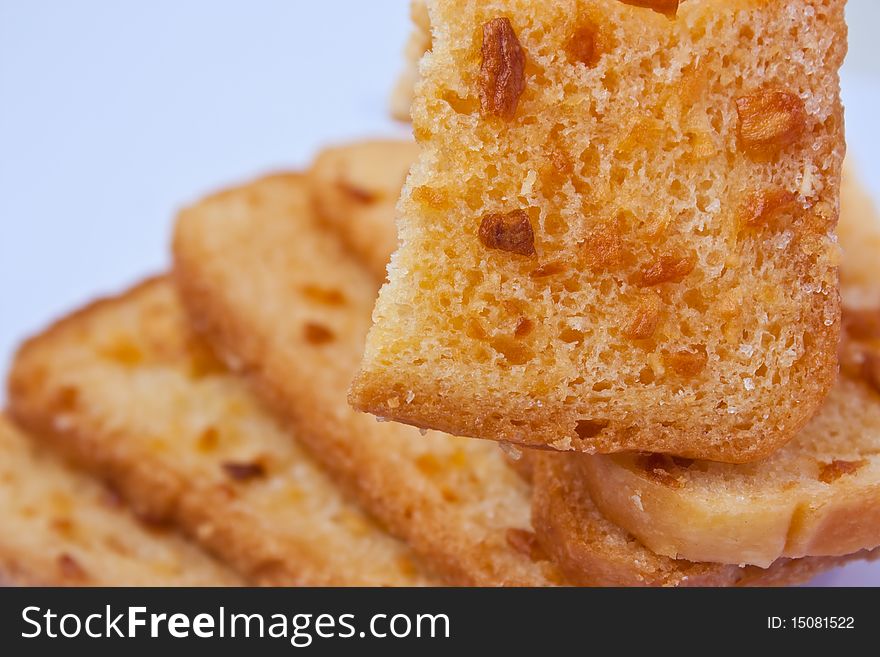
[0,415,240,587]
[309,140,419,281]
[8,277,434,587]
[351,0,848,462]
[532,452,879,587]
[390,0,431,121]
[173,173,564,586]
[574,167,880,567]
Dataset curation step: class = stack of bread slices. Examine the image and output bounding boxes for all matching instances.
[3,0,878,587]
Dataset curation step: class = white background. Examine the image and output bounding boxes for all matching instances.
[1,1,879,586]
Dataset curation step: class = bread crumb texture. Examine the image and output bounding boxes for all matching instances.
[353,0,847,462]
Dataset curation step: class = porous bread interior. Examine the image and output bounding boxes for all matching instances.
[532,451,880,587]
[309,140,419,281]
[576,167,880,567]
[172,173,564,585]
[354,0,847,462]
[0,415,240,586]
[390,0,432,121]
[8,276,433,587]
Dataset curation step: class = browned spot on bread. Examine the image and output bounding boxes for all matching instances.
[479,17,527,119]
[736,89,806,159]
[222,461,266,482]
[619,0,679,17]
[186,338,227,379]
[337,181,378,205]
[740,188,798,228]
[302,285,347,306]
[636,253,695,287]
[54,386,79,413]
[99,338,144,366]
[818,459,867,484]
[411,185,449,211]
[304,322,335,345]
[197,427,220,453]
[479,210,536,256]
[51,517,76,537]
[415,453,443,476]
[514,317,535,338]
[58,553,88,581]
[560,328,585,344]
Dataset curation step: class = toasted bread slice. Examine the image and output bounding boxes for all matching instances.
[390,0,432,122]
[532,452,879,587]
[173,173,563,586]
[8,277,434,587]
[569,167,880,567]
[309,140,419,281]
[351,0,847,462]
[839,161,880,308]
[0,415,240,586]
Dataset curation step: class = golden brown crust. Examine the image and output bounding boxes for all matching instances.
[8,275,434,587]
[532,452,878,587]
[172,173,562,586]
[353,0,847,462]
[0,415,241,587]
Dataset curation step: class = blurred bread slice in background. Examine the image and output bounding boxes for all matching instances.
[839,161,880,307]
[8,276,434,586]
[310,140,418,281]
[389,0,431,122]
[0,415,241,587]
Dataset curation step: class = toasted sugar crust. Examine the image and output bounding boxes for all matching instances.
[575,168,880,567]
[532,452,879,587]
[8,274,433,586]
[353,0,847,462]
[172,173,564,586]
[0,415,240,587]
[309,140,419,281]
